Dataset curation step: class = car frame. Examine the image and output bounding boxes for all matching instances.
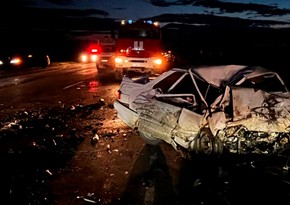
[114,65,290,157]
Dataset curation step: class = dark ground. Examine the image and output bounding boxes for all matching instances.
[0,69,290,205]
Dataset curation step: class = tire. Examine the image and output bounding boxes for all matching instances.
[193,127,223,155]
[139,131,162,146]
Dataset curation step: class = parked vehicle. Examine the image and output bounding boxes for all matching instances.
[0,48,50,69]
[114,65,290,157]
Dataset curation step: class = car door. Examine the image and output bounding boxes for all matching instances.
[137,72,204,145]
[137,99,182,144]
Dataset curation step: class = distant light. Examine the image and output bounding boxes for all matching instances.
[128,19,133,24]
[153,22,159,27]
[0,60,3,65]
[28,54,33,58]
[10,57,22,65]
[81,54,88,62]
[147,20,153,24]
[88,44,101,54]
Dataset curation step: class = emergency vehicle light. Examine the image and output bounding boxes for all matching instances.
[121,19,158,26]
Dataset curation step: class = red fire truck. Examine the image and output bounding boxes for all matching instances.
[114,19,173,80]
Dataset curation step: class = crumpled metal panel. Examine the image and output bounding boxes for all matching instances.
[193,65,247,87]
[113,101,139,128]
[138,114,174,142]
[136,99,181,142]
[135,99,181,125]
[231,87,290,132]
[178,108,205,130]
[217,125,290,154]
[172,108,205,148]
[207,86,290,154]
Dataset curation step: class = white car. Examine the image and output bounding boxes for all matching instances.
[114,65,290,157]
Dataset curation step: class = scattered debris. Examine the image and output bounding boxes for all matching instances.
[0,101,107,204]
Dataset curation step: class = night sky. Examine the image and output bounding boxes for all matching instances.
[1,0,290,66]
[2,0,290,26]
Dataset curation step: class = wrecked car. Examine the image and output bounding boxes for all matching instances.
[114,65,290,156]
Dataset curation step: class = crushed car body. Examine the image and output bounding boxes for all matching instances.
[113,65,290,156]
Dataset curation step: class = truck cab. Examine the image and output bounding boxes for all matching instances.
[114,19,172,80]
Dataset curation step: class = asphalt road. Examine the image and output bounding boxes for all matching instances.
[0,62,183,204]
[0,62,290,205]
[0,62,100,112]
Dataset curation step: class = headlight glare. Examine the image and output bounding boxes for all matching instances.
[153,58,162,65]
[115,57,123,63]
[10,57,22,65]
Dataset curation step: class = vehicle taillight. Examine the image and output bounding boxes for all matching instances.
[117,90,121,100]
[88,44,102,54]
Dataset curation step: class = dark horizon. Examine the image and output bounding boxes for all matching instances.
[1,7,290,69]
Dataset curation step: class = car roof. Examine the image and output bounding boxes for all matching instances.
[190,65,280,87]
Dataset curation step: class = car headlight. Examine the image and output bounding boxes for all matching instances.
[80,54,88,62]
[10,57,22,65]
[153,58,162,65]
[0,60,3,65]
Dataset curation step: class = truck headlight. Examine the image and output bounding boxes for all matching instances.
[91,55,98,62]
[153,58,162,65]
[115,57,124,63]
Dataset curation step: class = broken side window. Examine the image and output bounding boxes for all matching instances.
[153,71,184,93]
[162,74,203,113]
[238,74,287,93]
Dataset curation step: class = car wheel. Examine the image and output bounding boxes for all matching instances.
[139,131,162,146]
[193,127,223,155]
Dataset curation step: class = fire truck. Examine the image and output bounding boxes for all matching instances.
[114,19,173,80]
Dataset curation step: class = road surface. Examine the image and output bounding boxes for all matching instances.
[0,62,289,205]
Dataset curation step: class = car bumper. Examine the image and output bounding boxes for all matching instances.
[113,100,139,128]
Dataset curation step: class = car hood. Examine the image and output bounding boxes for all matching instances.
[209,86,290,136]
